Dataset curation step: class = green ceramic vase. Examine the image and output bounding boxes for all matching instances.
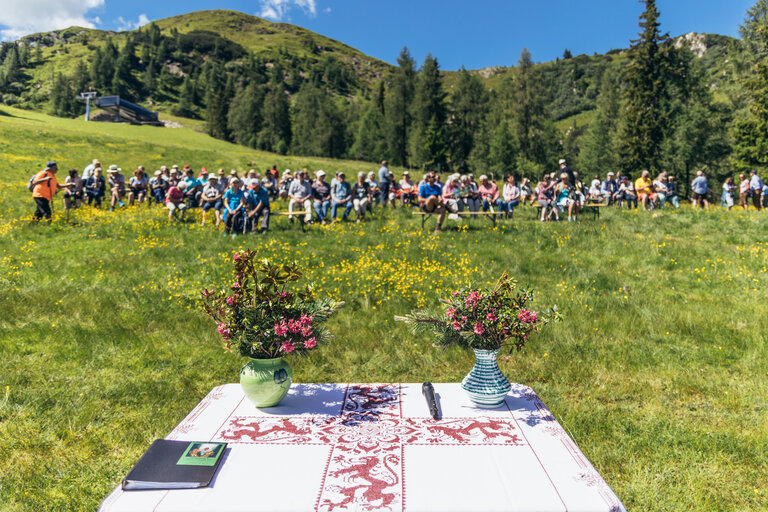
[240,358,293,407]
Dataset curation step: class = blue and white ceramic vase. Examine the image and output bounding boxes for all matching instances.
[461,348,511,408]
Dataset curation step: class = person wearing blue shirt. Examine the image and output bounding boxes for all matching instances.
[222,179,246,234]
[418,172,446,233]
[750,170,764,211]
[182,169,202,207]
[691,171,710,209]
[378,160,390,207]
[246,180,270,233]
[331,172,353,221]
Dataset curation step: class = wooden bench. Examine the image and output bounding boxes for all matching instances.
[413,210,501,229]
[532,202,606,220]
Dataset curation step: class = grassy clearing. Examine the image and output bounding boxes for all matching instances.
[0,109,767,511]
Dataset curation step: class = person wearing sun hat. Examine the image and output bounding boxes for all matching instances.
[278,170,293,200]
[165,180,188,220]
[149,170,167,206]
[106,165,126,211]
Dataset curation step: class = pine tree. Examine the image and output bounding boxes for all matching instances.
[384,47,416,166]
[618,0,673,173]
[291,84,346,158]
[205,64,231,140]
[511,48,553,167]
[734,0,768,167]
[488,120,518,176]
[351,102,386,162]
[449,67,489,166]
[228,83,265,148]
[258,82,292,154]
[410,54,448,169]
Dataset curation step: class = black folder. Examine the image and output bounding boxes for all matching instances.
[122,440,227,491]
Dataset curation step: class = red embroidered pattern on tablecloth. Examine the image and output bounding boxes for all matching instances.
[210,384,527,512]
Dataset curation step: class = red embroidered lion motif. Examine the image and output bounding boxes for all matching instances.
[321,453,400,511]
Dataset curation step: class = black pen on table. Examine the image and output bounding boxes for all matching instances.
[422,382,440,420]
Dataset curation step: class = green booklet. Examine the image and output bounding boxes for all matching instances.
[176,442,226,467]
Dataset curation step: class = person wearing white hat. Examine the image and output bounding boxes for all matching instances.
[278,170,293,200]
[311,170,331,224]
[399,171,415,206]
[441,173,462,219]
[107,165,125,211]
[165,180,188,220]
[149,170,167,206]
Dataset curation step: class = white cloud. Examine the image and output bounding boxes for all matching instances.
[258,0,318,21]
[0,0,104,40]
[116,13,150,32]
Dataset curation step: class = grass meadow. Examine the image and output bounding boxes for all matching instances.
[0,106,767,511]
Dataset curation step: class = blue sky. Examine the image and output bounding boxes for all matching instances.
[0,0,756,69]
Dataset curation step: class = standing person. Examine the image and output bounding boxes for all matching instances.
[536,174,558,222]
[200,175,224,227]
[721,177,736,210]
[558,159,575,186]
[165,181,188,220]
[63,168,84,209]
[478,175,502,214]
[106,165,126,211]
[312,170,332,225]
[738,173,750,210]
[750,170,764,211]
[352,172,372,223]
[85,167,106,207]
[331,172,353,221]
[246,179,271,234]
[419,172,446,233]
[501,174,521,219]
[378,160,390,207]
[222,178,246,233]
[666,175,680,209]
[288,171,313,223]
[635,170,656,210]
[31,161,67,221]
[691,170,710,209]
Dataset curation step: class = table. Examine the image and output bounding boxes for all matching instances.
[99,383,626,512]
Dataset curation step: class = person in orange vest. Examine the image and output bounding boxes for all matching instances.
[32,161,67,221]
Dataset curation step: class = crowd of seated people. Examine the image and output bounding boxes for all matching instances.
[35,156,768,231]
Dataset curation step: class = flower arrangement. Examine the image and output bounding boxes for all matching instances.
[201,251,344,359]
[396,273,559,352]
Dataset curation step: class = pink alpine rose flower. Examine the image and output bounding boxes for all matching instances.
[281,341,295,353]
[216,322,230,339]
[473,322,485,335]
[304,337,317,349]
[446,307,457,319]
[486,311,497,322]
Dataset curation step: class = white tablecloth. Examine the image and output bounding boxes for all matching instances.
[99,383,625,512]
